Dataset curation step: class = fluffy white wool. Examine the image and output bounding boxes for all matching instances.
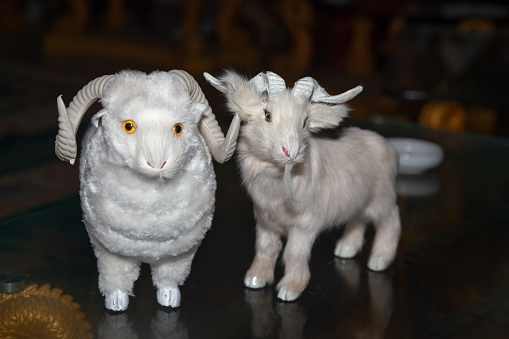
[206,70,401,301]
[79,71,216,308]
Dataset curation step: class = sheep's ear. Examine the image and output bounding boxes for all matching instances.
[91,109,108,128]
[307,103,350,131]
[191,102,207,123]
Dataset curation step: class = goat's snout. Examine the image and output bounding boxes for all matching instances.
[282,146,301,161]
[282,147,290,157]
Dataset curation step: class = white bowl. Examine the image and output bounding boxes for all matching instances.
[388,138,444,174]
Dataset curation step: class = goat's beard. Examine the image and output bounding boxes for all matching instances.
[283,164,298,211]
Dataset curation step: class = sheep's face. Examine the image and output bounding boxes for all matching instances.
[92,71,205,179]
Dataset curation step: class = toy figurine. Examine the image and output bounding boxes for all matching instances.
[55,70,240,311]
[204,70,401,301]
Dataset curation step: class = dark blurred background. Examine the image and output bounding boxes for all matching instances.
[2,0,509,135]
[1,0,509,219]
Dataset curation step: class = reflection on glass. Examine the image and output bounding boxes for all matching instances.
[245,288,307,339]
[97,309,188,339]
[334,259,394,338]
[396,173,441,197]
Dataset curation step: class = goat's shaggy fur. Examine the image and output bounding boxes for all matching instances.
[205,70,401,301]
[76,71,216,310]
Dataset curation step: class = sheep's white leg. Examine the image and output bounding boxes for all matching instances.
[93,246,141,311]
[245,224,282,289]
[334,216,366,258]
[277,228,316,301]
[151,246,198,308]
[368,206,401,271]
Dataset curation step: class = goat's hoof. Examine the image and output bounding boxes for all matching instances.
[367,256,389,271]
[244,274,267,289]
[334,242,357,258]
[157,285,181,308]
[105,290,129,312]
[277,285,302,302]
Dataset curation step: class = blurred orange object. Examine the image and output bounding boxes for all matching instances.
[419,101,467,131]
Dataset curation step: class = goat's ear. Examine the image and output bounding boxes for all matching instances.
[307,103,350,131]
[204,71,260,121]
[91,109,108,128]
[203,72,233,94]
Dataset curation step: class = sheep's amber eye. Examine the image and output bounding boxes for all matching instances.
[264,109,271,122]
[123,120,136,134]
[173,123,183,136]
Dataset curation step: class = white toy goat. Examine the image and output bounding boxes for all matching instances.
[55,70,240,311]
[204,70,401,301]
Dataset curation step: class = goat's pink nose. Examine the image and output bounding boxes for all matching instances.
[282,147,290,157]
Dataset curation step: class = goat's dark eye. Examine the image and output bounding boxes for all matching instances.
[264,109,271,122]
[303,117,308,129]
[173,123,183,136]
[123,120,136,134]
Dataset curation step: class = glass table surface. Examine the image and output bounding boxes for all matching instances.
[1,117,509,339]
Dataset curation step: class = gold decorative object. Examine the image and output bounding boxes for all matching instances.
[215,0,258,68]
[0,284,92,339]
[419,100,467,131]
[272,0,314,78]
[344,16,375,75]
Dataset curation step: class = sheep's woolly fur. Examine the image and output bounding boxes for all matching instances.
[206,70,401,301]
[79,70,216,309]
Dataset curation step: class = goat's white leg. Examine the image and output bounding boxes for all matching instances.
[93,245,141,311]
[151,246,198,308]
[334,216,366,258]
[277,228,316,301]
[368,206,401,271]
[245,224,282,289]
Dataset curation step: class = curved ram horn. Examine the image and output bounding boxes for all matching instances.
[169,70,240,164]
[55,75,115,165]
[291,76,315,99]
[266,71,286,94]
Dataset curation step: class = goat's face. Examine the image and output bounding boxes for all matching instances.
[204,71,360,169]
[241,91,310,167]
[92,72,205,179]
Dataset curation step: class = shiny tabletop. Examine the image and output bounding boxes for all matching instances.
[2,117,509,339]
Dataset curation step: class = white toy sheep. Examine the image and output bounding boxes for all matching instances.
[204,70,401,301]
[55,70,240,311]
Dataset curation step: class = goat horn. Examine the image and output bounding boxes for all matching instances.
[312,85,363,104]
[55,75,115,164]
[292,77,315,98]
[169,70,240,164]
[249,72,268,93]
[266,71,286,93]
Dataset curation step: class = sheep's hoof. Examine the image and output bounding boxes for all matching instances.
[367,256,389,272]
[277,285,301,302]
[244,274,267,289]
[157,285,181,308]
[105,290,129,312]
[334,242,357,258]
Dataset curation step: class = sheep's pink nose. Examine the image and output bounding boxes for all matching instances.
[147,161,166,169]
[282,147,290,157]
